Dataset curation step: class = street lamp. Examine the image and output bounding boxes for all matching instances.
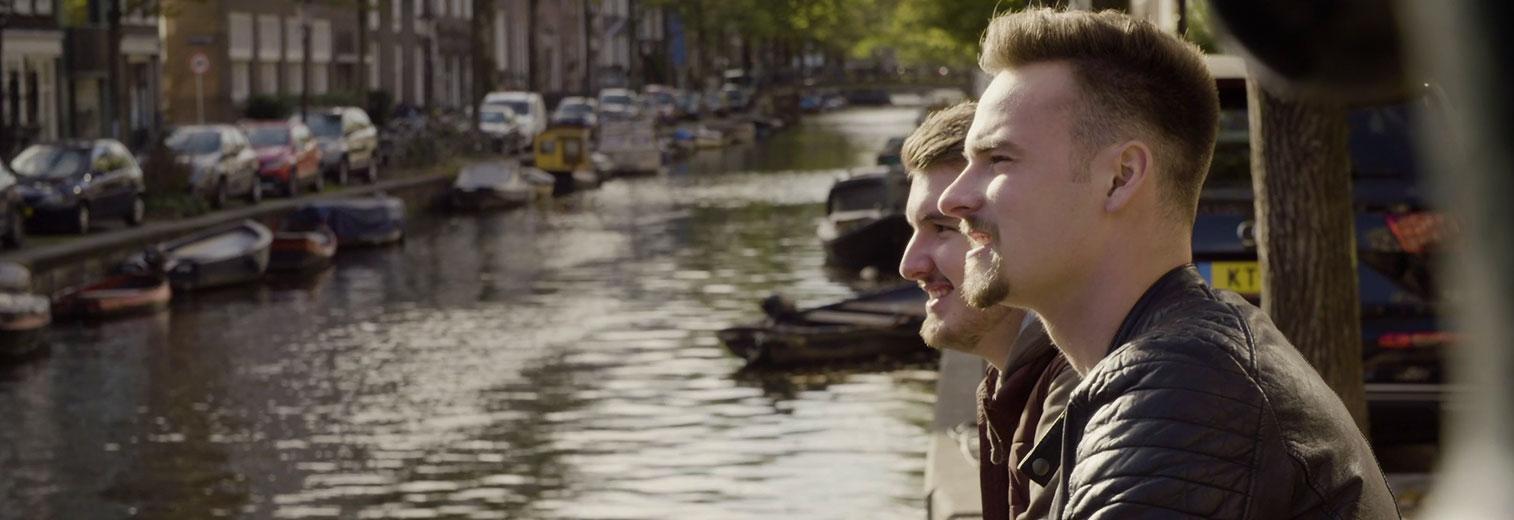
[299,0,312,121]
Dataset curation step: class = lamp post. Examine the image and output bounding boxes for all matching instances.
[299,0,312,121]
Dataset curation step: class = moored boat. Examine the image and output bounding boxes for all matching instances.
[142,219,273,291]
[269,226,338,273]
[51,274,171,319]
[285,197,406,246]
[0,292,50,360]
[718,284,928,367]
[450,161,534,211]
[816,166,912,273]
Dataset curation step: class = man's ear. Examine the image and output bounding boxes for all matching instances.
[1104,141,1153,213]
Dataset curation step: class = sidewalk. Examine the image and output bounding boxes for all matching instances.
[1,156,483,294]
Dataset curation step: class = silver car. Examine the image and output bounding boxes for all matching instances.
[167,125,263,208]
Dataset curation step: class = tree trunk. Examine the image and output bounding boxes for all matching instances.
[1247,78,1369,433]
[358,0,369,93]
[472,0,493,128]
[526,0,538,92]
[108,0,124,139]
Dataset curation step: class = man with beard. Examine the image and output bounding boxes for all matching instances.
[899,101,1079,520]
[939,8,1398,519]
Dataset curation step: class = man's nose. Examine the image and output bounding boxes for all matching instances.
[939,165,984,219]
[899,235,933,282]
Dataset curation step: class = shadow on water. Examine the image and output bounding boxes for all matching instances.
[0,107,936,519]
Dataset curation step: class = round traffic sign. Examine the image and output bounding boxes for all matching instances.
[190,52,210,75]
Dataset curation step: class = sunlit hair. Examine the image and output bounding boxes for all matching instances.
[901,101,977,174]
[979,8,1218,222]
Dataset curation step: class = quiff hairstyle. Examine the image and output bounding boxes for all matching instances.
[979,8,1219,222]
[901,101,977,174]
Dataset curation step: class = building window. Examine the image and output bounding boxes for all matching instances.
[392,0,402,32]
[286,18,304,62]
[258,15,281,61]
[393,46,405,101]
[368,48,379,90]
[286,63,304,94]
[313,65,329,94]
[260,62,279,95]
[367,0,379,30]
[232,61,251,102]
[229,12,254,60]
[414,47,425,104]
[312,20,332,62]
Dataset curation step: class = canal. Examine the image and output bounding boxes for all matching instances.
[0,107,937,519]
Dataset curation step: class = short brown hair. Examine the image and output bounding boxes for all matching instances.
[901,101,977,174]
[980,8,1218,221]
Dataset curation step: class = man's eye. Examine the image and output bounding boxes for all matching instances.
[932,222,958,234]
[989,155,1013,164]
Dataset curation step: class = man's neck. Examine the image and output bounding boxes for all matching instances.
[1034,239,1191,375]
[975,309,1026,372]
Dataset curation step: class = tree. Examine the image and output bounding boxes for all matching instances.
[1247,79,1369,431]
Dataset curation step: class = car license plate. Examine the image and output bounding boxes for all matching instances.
[1201,261,1262,295]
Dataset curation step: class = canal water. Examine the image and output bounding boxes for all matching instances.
[0,107,938,519]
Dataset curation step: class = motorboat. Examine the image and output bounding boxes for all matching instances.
[285,196,406,246]
[718,284,928,367]
[51,273,171,319]
[449,161,534,211]
[269,225,338,273]
[0,292,50,359]
[137,219,273,291]
[816,166,913,273]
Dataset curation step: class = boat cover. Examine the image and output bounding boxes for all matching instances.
[286,197,406,241]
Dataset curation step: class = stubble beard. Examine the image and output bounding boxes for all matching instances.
[963,247,1010,309]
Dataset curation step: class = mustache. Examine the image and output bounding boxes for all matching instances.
[959,214,998,241]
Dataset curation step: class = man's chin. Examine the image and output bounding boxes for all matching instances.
[920,314,980,353]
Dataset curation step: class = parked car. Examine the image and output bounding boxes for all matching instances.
[10,139,146,234]
[550,97,598,127]
[483,91,548,146]
[166,125,262,208]
[643,85,680,123]
[243,120,324,197]
[0,162,25,248]
[300,106,380,184]
[479,105,525,153]
[678,92,704,120]
[597,88,642,120]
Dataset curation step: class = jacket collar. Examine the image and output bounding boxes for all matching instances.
[1102,264,1208,361]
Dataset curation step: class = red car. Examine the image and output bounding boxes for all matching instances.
[242,121,323,197]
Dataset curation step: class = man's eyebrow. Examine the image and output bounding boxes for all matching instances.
[964,133,1021,158]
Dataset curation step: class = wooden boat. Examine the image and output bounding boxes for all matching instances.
[149,219,273,291]
[269,226,338,273]
[285,197,406,246]
[717,284,929,367]
[816,166,913,273]
[0,292,50,359]
[450,161,534,211]
[51,273,171,319]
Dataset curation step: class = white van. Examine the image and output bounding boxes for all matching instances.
[482,91,547,146]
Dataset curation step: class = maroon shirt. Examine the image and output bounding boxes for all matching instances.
[977,320,1071,520]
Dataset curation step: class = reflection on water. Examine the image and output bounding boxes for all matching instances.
[0,107,934,519]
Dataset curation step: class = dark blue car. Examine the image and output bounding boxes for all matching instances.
[10,140,146,234]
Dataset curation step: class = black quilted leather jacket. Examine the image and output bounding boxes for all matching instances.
[1027,265,1400,519]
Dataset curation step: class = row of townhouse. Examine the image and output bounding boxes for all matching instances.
[160,0,670,128]
[1,0,669,155]
[2,0,161,153]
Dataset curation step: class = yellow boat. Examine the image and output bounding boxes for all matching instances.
[531,125,606,194]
